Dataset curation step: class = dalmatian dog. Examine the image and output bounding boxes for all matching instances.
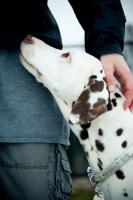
[20,35,133,200]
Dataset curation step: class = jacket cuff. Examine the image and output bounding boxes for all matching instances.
[85,34,123,59]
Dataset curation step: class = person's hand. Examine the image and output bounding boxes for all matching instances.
[100,53,133,111]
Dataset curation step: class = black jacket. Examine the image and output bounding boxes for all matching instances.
[0,0,126,58]
[68,0,126,58]
[0,0,62,49]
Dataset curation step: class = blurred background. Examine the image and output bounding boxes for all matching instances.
[48,1,133,199]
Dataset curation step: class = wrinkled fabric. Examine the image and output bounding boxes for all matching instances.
[0,143,73,200]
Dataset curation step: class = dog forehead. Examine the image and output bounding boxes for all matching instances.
[59,50,103,78]
[70,50,100,64]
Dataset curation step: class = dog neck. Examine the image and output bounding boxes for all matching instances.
[53,87,132,155]
[52,93,73,122]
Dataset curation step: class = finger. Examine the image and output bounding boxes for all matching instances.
[129,101,133,112]
[123,83,133,110]
[100,54,116,92]
[103,65,116,92]
[115,68,133,110]
[124,97,132,110]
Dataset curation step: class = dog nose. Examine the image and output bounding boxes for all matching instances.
[23,34,34,44]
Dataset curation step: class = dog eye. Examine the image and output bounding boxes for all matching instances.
[61,52,70,58]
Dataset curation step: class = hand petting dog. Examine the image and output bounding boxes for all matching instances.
[100,53,133,111]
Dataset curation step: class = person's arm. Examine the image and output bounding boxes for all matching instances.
[68,0,133,110]
[68,0,126,57]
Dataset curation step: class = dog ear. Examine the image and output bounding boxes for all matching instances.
[69,69,109,125]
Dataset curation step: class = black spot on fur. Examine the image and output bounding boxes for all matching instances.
[95,140,105,152]
[98,163,103,170]
[90,75,97,79]
[115,93,122,98]
[98,158,103,166]
[64,101,67,105]
[116,128,123,136]
[72,101,75,107]
[80,123,91,130]
[122,141,127,148]
[107,91,113,111]
[123,189,128,197]
[103,77,106,82]
[123,193,128,197]
[98,157,103,170]
[100,70,103,73]
[116,170,125,179]
[91,146,93,151]
[86,152,89,157]
[80,130,89,140]
[98,129,103,136]
[85,123,91,129]
[112,98,117,107]
[107,101,112,111]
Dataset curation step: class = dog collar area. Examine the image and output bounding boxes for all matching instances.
[87,143,133,198]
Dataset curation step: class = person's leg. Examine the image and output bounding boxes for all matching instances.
[0,143,73,200]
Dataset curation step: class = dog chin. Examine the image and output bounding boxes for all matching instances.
[20,53,27,65]
[20,53,33,68]
[20,53,44,84]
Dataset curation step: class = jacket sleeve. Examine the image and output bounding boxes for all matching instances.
[68,0,126,59]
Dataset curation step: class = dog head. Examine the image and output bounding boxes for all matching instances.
[20,35,109,125]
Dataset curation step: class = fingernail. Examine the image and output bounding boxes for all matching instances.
[124,107,127,111]
[108,85,115,91]
[123,104,128,111]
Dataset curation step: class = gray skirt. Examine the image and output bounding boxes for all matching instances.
[0,46,70,145]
